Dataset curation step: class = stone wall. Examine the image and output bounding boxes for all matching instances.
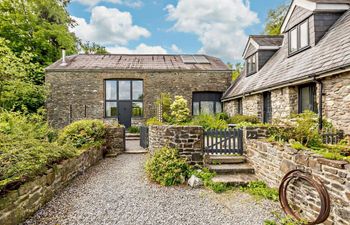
[321,71,350,134]
[46,70,231,128]
[148,125,204,165]
[242,94,262,120]
[271,86,298,119]
[0,147,104,225]
[104,126,125,157]
[223,100,237,117]
[245,132,350,225]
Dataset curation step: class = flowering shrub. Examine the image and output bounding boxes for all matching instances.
[170,96,190,124]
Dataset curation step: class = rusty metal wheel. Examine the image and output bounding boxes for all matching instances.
[279,170,331,225]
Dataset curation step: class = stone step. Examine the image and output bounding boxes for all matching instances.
[124,150,148,154]
[208,164,255,174]
[205,155,246,164]
[212,174,257,185]
[125,133,140,138]
[126,137,140,141]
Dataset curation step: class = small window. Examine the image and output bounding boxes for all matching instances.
[132,102,143,117]
[193,102,200,116]
[119,81,131,100]
[132,81,143,100]
[289,20,309,54]
[300,21,309,48]
[237,98,243,114]
[106,81,117,100]
[290,28,298,53]
[298,83,317,113]
[246,53,257,75]
[106,102,118,117]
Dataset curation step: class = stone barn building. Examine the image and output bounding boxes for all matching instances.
[223,0,350,134]
[46,54,231,128]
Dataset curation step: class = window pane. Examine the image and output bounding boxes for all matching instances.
[201,101,215,115]
[106,81,117,100]
[300,21,309,48]
[132,102,143,117]
[193,102,200,116]
[119,81,131,100]
[215,102,222,113]
[290,28,298,52]
[301,86,311,112]
[106,102,118,117]
[132,80,143,100]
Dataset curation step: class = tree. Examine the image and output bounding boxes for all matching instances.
[79,41,109,54]
[0,0,77,71]
[264,3,289,35]
[227,62,243,81]
[0,38,47,113]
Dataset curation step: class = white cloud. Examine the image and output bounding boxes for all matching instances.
[107,43,167,54]
[171,44,182,53]
[166,0,259,61]
[73,0,143,8]
[71,6,150,46]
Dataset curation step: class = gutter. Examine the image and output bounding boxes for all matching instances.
[222,63,350,102]
[45,68,233,73]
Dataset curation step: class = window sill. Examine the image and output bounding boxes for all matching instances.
[288,46,311,58]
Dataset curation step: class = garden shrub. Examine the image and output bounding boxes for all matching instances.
[127,126,140,133]
[170,96,190,124]
[240,181,279,201]
[146,117,163,126]
[0,111,78,193]
[216,112,230,121]
[228,114,260,124]
[145,147,190,186]
[191,114,228,130]
[58,119,106,148]
[268,111,323,147]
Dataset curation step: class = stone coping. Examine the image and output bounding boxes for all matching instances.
[258,139,349,169]
[148,125,203,128]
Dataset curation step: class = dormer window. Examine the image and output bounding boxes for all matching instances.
[246,53,257,76]
[289,20,309,55]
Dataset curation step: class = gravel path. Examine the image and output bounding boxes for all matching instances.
[24,154,279,225]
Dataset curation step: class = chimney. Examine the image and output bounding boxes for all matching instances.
[60,48,68,66]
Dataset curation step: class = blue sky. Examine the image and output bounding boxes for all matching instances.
[68,0,287,63]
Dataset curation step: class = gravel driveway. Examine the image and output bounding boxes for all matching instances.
[24,154,279,225]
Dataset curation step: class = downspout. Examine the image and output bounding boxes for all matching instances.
[314,78,323,131]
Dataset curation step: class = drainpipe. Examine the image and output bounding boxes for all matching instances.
[314,78,323,131]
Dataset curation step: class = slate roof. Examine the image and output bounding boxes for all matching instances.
[46,54,230,72]
[223,9,350,100]
[251,35,284,47]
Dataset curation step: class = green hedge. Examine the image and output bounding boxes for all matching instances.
[0,112,107,194]
[58,119,106,148]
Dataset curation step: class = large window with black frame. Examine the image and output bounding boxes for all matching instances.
[104,80,144,123]
[192,92,223,116]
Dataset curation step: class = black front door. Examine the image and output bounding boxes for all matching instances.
[263,92,272,123]
[119,102,132,128]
